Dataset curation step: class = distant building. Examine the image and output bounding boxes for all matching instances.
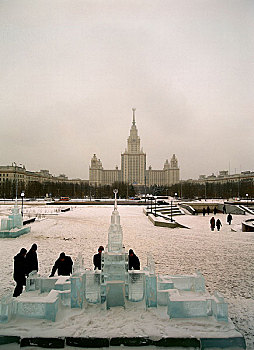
[89,109,180,187]
[0,164,87,187]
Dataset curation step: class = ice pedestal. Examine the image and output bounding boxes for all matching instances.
[167,289,209,318]
[0,295,17,323]
[85,271,101,304]
[71,275,84,308]
[106,281,125,309]
[145,274,157,308]
[128,272,145,302]
[17,290,59,322]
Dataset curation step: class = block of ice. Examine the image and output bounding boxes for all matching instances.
[85,271,101,304]
[167,290,209,318]
[128,272,145,302]
[17,290,59,322]
[211,291,228,322]
[40,277,58,293]
[157,290,170,306]
[54,276,71,291]
[71,275,84,308]
[145,275,157,308]
[106,280,125,309]
[25,271,39,292]
[0,295,17,323]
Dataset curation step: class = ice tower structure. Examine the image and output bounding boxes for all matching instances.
[101,190,128,308]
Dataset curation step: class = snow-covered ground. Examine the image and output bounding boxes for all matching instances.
[0,205,253,349]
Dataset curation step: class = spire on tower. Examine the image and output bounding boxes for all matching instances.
[132,108,136,125]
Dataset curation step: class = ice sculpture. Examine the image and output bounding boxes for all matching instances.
[0,204,31,238]
[0,190,231,325]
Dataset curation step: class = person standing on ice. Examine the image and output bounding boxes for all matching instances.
[214,207,217,215]
[13,248,27,297]
[93,246,104,270]
[128,249,140,270]
[49,252,73,277]
[207,206,210,215]
[210,217,215,231]
[26,243,38,276]
[216,219,222,231]
[202,208,206,216]
[227,213,233,225]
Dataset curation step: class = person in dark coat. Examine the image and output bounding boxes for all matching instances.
[207,206,210,215]
[210,216,215,231]
[26,243,38,276]
[128,249,140,270]
[202,208,206,216]
[216,219,222,231]
[13,248,27,297]
[223,205,226,214]
[93,246,104,270]
[214,207,217,215]
[227,213,233,225]
[49,252,73,277]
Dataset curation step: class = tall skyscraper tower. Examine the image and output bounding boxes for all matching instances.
[89,109,180,187]
[121,108,146,185]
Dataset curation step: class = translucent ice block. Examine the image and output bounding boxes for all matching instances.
[106,280,125,309]
[128,272,145,302]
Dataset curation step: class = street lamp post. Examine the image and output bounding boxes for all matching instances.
[154,196,157,217]
[21,191,25,217]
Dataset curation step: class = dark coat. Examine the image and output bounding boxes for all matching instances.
[216,219,222,228]
[93,252,102,270]
[128,253,140,270]
[13,252,27,285]
[210,217,215,229]
[227,214,232,223]
[26,249,38,275]
[50,255,73,276]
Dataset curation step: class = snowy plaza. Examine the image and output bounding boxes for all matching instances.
[0,203,253,349]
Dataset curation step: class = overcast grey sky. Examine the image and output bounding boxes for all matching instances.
[0,0,253,180]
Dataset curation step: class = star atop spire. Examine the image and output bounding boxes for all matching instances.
[132,108,136,125]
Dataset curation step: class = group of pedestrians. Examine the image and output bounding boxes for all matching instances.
[202,206,217,216]
[13,244,140,297]
[209,213,233,231]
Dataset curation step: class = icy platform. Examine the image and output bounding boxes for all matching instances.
[0,193,246,349]
[0,205,30,238]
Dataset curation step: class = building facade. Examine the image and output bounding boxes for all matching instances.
[89,109,180,187]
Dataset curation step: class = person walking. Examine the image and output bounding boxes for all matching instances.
[128,249,140,270]
[210,217,215,231]
[216,219,222,231]
[214,207,217,215]
[227,213,233,225]
[26,243,38,276]
[93,246,104,270]
[49,252,73,277]
[207,206,210,215]
[202,208,206,216]
[13,248,27,297]
[223,205,226,214]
